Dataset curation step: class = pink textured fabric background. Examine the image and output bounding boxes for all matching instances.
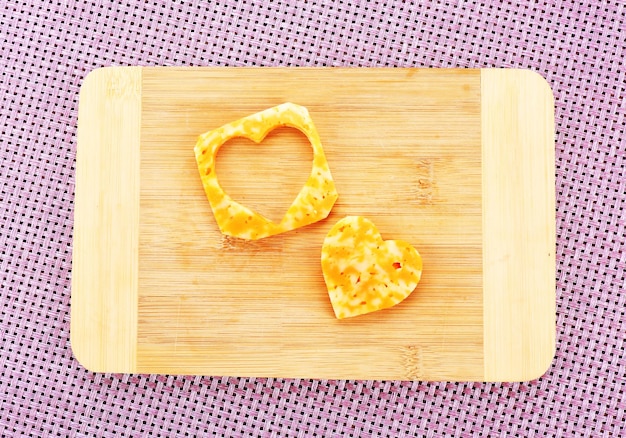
[1,1,624,436]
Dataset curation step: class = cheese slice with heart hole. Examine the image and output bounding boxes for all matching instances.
[321,216,423,319]
[194,103,338,240]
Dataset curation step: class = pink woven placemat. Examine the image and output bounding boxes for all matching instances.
[1,1,624,436]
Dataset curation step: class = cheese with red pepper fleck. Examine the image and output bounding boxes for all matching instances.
[194,103,338,240]
[321,216,423,319]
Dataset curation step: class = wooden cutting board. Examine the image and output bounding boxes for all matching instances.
[71,67,555,381]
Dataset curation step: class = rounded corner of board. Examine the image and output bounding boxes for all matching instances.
[70,329,101,374]
[527,347,556,382]
[80,65,141,91]
[481,68,555,111]
[70,347,98,374]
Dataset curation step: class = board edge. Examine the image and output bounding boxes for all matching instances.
[481,68,557,382]
[71,66,142,373]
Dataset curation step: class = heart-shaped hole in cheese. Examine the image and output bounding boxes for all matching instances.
[194,103,339,240]
[215,127,313,224]
[321,216,423,319]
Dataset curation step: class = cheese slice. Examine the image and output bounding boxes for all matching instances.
[194,103,338,240]
[321,216,423,319]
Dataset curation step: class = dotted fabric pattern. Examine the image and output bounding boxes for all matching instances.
[1,1,625,436]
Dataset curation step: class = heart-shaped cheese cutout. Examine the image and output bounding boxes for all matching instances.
[321,216,423,319]
[194,103,338,240]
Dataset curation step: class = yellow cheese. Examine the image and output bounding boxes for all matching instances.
[194,103,338,240]
[321,216,423,319]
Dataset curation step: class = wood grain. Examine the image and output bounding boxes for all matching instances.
[71,66,141,372]
[71,67,555,381]
[137,68,483,380]
[481,69,556,381]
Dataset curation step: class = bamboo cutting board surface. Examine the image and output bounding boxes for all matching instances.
[71,67,555,381]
